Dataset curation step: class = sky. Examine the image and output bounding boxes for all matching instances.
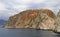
[0,0,60,20]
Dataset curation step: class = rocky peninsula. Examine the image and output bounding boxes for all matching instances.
[3,9,60,33]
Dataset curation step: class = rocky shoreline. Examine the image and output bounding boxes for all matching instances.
[3,9,60,33]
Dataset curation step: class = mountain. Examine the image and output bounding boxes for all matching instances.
[0,19,7,25]
[4,9,56,30]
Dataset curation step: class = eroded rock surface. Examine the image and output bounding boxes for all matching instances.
[4,9,56,30]
[54,10,60,32]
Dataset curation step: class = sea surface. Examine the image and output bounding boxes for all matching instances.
[0,28,60,37]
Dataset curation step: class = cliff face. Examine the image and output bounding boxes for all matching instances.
[54,10,60,32]
[4,9,56,30]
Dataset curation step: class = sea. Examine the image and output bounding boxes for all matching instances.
[0,28,60,37]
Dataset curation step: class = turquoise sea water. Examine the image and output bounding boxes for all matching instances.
[0,28,60,37]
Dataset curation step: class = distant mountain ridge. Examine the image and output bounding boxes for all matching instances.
[0,19,7,25]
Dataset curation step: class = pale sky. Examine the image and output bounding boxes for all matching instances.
[0,0,60,20]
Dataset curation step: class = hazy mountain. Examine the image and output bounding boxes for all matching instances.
[0,19,7,25]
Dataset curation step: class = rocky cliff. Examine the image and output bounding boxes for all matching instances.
[54,10,60,32]
[4,9,56,30]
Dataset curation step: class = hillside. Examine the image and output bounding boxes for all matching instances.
[4,9,56,30]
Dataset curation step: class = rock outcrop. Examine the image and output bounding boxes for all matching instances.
[54,10,60,32]
[4,9,56,30]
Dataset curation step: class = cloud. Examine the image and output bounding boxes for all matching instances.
[13,5,29,11]
[0,2,6,10]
